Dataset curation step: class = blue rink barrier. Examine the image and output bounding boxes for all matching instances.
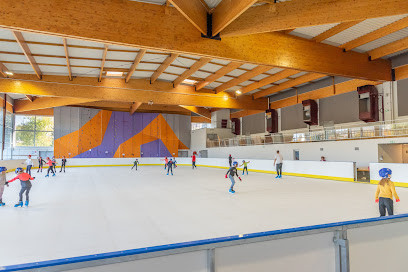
[2,213,408,271]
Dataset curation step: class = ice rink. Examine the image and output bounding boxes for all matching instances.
[1,165,408,267]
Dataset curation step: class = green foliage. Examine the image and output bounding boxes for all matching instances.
[15,115,54,147]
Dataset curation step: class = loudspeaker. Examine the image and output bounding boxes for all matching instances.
[231,118,240,135]
[266,109,278,133]
[358,85,379,122]
[302,99,318,126]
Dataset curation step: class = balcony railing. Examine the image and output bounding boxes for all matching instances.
[207,118,408,148]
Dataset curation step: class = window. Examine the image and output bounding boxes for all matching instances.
[192,123,213,130]
[14,115,54,147]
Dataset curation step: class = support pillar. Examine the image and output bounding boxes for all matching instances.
[334,230,350,272]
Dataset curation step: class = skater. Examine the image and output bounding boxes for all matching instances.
[166,158,174,176]
[37,156,46,173]
[23,155,33,176]
[225,161,241,194]
[60,156,67,173]
[162,157,169,170]
[52,156,57,173]
[375,168,400,216]
[131,158,139,170]
[228,154,233,167]
[0,167,7,206]
[192,152,197,169]
[240,160,250,175]
[173,158,177,168]
[6,167,35,207]
[45,157,55,177]
[273,150,283,178]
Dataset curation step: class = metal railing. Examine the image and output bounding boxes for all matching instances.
[207,118,408,148]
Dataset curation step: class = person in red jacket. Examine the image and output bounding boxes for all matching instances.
[6,167,35,207]
[192,152,197,169]
[45,157,56,177]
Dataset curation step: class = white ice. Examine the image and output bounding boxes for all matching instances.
[1,166,407,267]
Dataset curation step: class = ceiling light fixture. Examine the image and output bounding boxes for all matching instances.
[182,79,197,85]
[4,71,13,76]
[224,95,228,101]
[106,71,123,77]
[236,90,242,95]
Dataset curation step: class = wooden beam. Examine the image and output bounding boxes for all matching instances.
[180,105,211,119]
[313,20,363,43]
[1,75,268,110]
[212,0,258,35]
[215,66,272,93]
[98,45,108,82]
[12,31,42,79]
[150,53,179,83]
[196,62,241,90]
[125,49,147,83]
[395,64,408,81]
[25,95,35,102]
[230,109,264,119]
[341,17,408,51]
[191,116,211,123]
[15,108,54,116]
[369,37,408,60]
[222,0,408,36]
[269,79,380,109]
[0,62,11,77]
[282,29,295,34]
[130,102,142,115]
[0,0,392,81]
[62,38,72,80]
[168,0,207,34]
[253,73,327,99]
[14,97,99,112]
[240,69,299,95]
[173,58,211,87]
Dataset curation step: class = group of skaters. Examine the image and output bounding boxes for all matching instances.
[0,155,67,208]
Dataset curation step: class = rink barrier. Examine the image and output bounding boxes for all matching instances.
[369,163,408,188]
[2,214,408,272]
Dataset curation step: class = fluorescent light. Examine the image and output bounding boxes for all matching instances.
[106,71,123,77]
[236,90,242,95]
[4,71,13,76]
[224,95,228,100]
[182,79,197,85]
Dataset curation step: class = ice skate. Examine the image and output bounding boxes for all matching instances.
[14,201,23,207]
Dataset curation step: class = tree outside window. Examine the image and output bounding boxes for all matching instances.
[14,115,54,147]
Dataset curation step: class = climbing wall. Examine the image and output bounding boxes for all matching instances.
[54,107,191,158]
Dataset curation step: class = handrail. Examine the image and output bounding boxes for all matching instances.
[2,213,408,272]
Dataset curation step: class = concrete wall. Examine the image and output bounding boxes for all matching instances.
[397,78,408,117]
[319,92,361,124]
[281,104,307,130]
[207,136,408,167]
[242,112,266,135]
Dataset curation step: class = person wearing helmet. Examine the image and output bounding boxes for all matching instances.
[166,158,174,176]
[45,157,56,177]
[240,160,250,175]
[6,167,35,207]
[375,168,400,216]
[225,161,241,194]
[0,167,7,206]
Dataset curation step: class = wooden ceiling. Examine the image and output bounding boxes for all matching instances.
[0,0,407,119]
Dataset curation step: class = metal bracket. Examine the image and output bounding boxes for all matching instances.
[333,230,350,272]
[201,13,221,41]
[207,248,215,272]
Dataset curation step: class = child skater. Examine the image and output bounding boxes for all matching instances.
[60,156,67,173]
[45,157,56,177]
[375,168,400,216]
[52,156,57,174]
[6,167,35,207]
[225,161,241,194]
[37,156,46,173]
[131,158,139,170]
[23,155,33,176]
[162,157,169,170]
[0,167,7,206]
[240,160,250,175]
[192,152,197,169]
[166,158,174,176]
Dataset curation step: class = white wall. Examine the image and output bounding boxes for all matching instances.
[206,136,408,167]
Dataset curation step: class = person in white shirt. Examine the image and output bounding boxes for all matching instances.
[273,150,283,179]
[23,155,33,176]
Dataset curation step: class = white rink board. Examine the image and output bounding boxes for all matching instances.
[64,157,355,181]
[370,163,408,184]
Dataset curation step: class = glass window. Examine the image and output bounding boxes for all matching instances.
[14,115,54,147]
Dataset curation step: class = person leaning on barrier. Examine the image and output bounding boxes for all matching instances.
[375,168,400,216]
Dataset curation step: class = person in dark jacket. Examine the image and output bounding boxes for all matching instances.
[225,161,241,194]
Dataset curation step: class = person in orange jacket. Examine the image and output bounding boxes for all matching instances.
[7,167,35,207]
[375,168,400,216]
